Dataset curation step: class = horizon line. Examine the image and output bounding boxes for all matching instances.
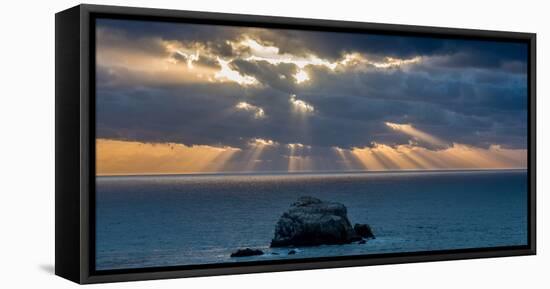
[96,167,528,178]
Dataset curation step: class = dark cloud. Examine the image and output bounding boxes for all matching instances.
[246,28,527,71]
[170,52,187,62]
[195,55,221,69]
[229,59,299,93]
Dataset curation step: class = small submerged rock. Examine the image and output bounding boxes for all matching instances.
[288,249,297,255]
[230,248,264,257]
[358,239,367,244]
[271,196,374,247]
[354,223,375,239]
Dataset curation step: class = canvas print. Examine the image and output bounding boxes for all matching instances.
[95,19,528,271]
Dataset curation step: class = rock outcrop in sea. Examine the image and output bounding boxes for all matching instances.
[271,196,374,247]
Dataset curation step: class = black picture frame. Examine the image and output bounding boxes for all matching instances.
[55,4,537,284]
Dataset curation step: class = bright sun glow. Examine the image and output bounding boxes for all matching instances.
[294,69,310,84]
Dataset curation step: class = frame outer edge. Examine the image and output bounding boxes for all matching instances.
[71,4,537,283]
[529,33,536,254]
[80,4,92,284]
[55,4,83,284]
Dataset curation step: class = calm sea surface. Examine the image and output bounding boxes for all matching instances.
[96,170,528,270]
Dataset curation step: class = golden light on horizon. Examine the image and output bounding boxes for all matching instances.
[97,138,526,175]
[96,139,240,176]
[347,143,527,171]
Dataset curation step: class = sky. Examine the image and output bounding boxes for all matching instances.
[95,19,528,175]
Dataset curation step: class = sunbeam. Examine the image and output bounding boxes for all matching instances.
[241,138,278,172]
[385,122,447,147]
[287,143,312,172]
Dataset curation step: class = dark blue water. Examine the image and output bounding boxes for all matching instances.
[95,170,528,270]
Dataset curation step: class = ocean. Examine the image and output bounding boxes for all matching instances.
[95,170,528,270]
